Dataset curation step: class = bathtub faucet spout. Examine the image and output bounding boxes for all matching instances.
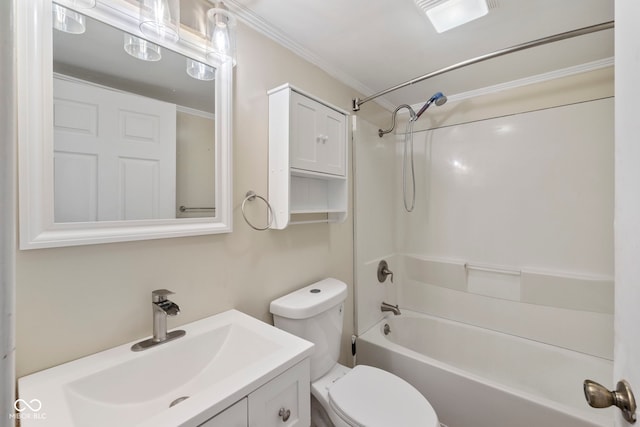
[381,302,401,315]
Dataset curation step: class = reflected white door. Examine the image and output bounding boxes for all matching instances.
[614,1,640,426]
[53,77,176,222]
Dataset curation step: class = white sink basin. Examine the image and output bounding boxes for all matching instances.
[18,310,314,427]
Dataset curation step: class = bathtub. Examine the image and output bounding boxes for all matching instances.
[356,310,613,427]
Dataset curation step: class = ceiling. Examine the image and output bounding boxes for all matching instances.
[223,0,614,111]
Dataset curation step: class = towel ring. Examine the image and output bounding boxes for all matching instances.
[241,191,274,231]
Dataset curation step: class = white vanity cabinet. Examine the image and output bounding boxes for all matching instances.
[268,84,349,229]
[199,359,310,427]
[199,398,248,427]
[248,357,310,427]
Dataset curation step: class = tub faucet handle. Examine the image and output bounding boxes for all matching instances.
[377,260,394,283]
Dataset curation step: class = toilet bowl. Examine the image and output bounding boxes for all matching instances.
[270,278,439,427]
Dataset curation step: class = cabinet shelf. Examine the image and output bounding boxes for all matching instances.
[268,84,349,230]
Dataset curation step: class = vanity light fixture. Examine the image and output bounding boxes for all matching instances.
[52,4,87,34]
[415,0,488,33]
[186,58,215,81]
[206,2,237,65]
[138,0,180,43]
[123,33,162,61]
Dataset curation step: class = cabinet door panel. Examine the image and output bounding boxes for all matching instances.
[290,92,320,171]
[248,359,310,427]
[198,398,248,427]
[321,107,346,176]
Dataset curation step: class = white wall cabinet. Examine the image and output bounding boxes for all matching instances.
[198,359,310,427]
[269,84,349,229]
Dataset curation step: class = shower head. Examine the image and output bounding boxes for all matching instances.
[433,92,448,106]
[414,92,447,120]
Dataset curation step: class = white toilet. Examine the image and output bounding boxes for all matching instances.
[270,278,440,427]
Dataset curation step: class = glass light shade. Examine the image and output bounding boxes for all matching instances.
[123,33,162,61]
[52,4,86,34]
[186,59,215,81]
[138,0,180,42]
[206,7,237,65]
[425,0,488,33]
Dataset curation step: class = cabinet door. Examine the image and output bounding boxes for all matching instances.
[248,359,310,427]
[198,398,248,427]
[290,91,322,173]
[319,106,346,176]
[290,92,346,176]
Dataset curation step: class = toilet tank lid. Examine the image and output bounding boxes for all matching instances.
[270,278,348,319]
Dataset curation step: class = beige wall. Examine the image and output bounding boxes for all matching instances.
[15,22,386,377]
[176,111,216,218]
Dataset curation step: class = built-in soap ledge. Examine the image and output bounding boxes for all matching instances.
[402,254,613,314]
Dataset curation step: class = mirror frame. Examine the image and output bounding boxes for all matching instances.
[17,0,233,249]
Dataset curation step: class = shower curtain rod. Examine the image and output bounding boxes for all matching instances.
[351,20,614,111]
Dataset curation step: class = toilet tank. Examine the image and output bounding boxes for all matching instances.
[270,278,348,381]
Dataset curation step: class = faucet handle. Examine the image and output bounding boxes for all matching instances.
[377,260,394,283]
[152,289,175,302]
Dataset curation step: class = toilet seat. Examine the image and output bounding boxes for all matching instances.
[328,365,439,427]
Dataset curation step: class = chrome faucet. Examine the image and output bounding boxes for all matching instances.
[131,289,186,351]
[381,302,401,315]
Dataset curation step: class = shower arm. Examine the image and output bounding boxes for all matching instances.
[378,104,416,137]
[352,20,614,112]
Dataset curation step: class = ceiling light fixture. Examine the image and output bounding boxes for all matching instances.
[415,0,488,33]
[206,2,237,65]
[138,0,180,43]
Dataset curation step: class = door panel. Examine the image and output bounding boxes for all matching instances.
[54,152,98,222]
[53,76,176,222]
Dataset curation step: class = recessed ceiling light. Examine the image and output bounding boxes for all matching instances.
[416,0,489,33]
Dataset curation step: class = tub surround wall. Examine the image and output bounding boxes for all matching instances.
[352,116,398,333]
[355,68,614,360]
[15,22,388,377]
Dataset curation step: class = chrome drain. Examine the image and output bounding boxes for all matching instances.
[170,396,189,407]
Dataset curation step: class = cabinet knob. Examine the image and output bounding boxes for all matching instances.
[317,134,328,143]
[278,407,291,422]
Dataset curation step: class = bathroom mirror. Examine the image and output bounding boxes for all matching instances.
[17,0,233,249]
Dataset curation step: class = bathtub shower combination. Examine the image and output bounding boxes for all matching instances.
[353,94,615,427]
[357,311,613,427]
